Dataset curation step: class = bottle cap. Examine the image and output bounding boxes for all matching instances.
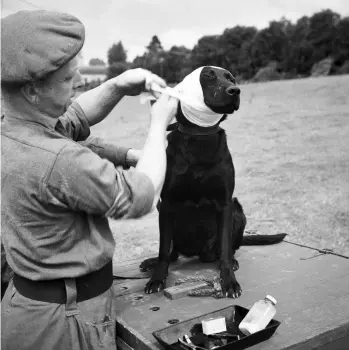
[265,295,277,305]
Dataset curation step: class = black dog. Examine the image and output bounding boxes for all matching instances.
[140,66,286,298]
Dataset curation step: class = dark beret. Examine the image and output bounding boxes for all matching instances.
[1,10,85,84]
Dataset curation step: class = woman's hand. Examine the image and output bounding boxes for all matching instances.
[114,68,166,97]
[150,94,179,128]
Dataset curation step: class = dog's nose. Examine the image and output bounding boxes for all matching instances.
[226,86,240,96]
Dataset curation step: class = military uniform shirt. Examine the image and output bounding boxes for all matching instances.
[1,100,155,281]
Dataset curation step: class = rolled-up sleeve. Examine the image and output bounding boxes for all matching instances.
[80,136,130,167]
[43,143,155,219]
[59,102,130,167]
[58,101,91,142]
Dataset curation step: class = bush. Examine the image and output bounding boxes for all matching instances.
[336,60,349,75]
[251,66,282,83]
[311,57,334,77]
[107,62,130,79]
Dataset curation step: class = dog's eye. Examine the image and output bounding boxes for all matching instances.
[203,69,216,80]
[224,72,235,83]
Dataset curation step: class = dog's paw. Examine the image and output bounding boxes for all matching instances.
[220,266,242,299]
[144,278,166,294]
[139,257,158,272]
[144,262,169,294]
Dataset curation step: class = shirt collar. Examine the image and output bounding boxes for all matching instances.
[2,93,59,130]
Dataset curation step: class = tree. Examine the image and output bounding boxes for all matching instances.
[89,58,106,66]
[285,16,313,75]
[191,35,223,69]
[219,26,257,78]
[236,40,257,80]
[107,41,127,65]
[250,18,291,71]
[106,62,130,79]
[147,35,163,54]
[130,8,346,83]
[307,9,341,64]
[333,16,349,66]
[162,46,192,83]
[132,36,166,77]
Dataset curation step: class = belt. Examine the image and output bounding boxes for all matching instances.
[13,261,113,304]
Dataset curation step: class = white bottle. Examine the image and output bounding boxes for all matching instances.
[239,295,277,335]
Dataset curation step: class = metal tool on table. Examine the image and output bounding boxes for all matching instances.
[208,332,240,340]
[178,335,220,350]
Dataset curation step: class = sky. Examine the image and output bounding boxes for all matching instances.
[2,0,349,65]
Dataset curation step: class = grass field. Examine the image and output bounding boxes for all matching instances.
[90,74,349,263]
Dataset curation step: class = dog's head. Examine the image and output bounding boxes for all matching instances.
[172,66,240,128]
[200,66,240,114]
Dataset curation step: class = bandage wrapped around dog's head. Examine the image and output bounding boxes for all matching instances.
[143,66,239,127]
[175,67,226,127]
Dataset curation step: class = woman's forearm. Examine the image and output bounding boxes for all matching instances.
[136,123,167,207]
[75,79,124,126]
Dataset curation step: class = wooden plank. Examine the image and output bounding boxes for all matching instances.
[116,288,349,350]
[114,270,152,280]
[164,281,208,300]
[113,279,150,297]
[116,336,134,350]
[249,295,349,350]
[113,252,349,314]
[114,259,349,318]
[283,325,349,350]
[311,334,349,350]
[115,315,159,350]
[113,240,301,279]
[112,245,349,301]
[112,242,314,289]
[117,275,349,343]
[113,254,157,275]
[113,242,349,350]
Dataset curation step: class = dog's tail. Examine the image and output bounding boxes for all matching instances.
[241,233,287,246]
[231,197,286,246]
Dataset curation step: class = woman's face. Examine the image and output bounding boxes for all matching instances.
[35,57,84,117]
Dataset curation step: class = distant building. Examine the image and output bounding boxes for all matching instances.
[79,65,108,85]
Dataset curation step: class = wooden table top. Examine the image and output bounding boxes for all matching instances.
[112,241,349,350]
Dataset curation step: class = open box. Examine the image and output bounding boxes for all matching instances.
[153,305,281,350]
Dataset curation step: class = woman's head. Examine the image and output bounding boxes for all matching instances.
[1,10,85,116]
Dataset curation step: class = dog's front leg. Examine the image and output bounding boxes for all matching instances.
[218,199,242,298]
[144,204,174,294]
[139,200,162,272]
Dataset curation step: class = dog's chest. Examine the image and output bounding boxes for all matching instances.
[162,130,235,205]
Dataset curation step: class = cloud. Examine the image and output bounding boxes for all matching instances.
[124,26,225,62]
[134,0,163,3]
[159,28,201,50]
[159,26,224,51]
[126,45,148,61]
[3,0,348,66]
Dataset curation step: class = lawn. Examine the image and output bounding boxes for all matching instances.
[90,74,349,263]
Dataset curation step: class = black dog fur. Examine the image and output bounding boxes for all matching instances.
[140,66,286,298]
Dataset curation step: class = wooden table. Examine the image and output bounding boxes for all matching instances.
[112,241,349,350]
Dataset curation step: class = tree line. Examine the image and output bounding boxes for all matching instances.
[95,9,349,83]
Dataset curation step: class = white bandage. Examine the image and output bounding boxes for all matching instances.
[141,67,226,127]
